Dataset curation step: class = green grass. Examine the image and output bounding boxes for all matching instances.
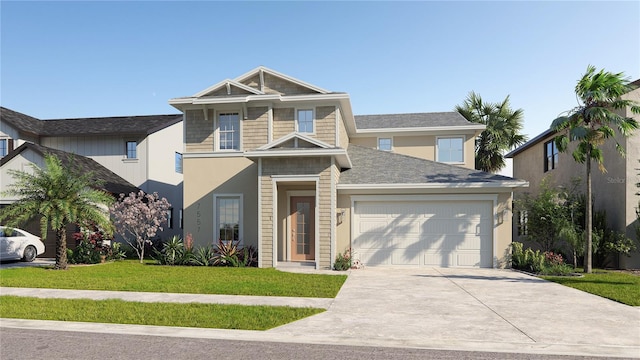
[0,260,346,298]
[0,296,324,330]
[542,270,640,306]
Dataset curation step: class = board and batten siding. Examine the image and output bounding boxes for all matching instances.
[40,135,147,188]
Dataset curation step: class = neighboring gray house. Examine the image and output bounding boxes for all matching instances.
[0,107,184,241]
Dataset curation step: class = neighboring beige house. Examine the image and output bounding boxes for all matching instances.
[0,107,185,241]
[506,81,640,269]
[169,66,528,269]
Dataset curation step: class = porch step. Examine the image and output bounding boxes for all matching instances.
[277,261,316,268]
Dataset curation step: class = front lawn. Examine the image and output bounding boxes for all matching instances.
[0,296,323,330]
[0,260,346,298]
[542,270,640,306]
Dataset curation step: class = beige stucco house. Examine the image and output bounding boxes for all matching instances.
[506,81,640,269]
[170,67,527,269]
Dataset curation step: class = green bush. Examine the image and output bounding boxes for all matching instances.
[333,249,352,271]
[511,242,574,275]
[153,236,193,265]
[191,246,216,266]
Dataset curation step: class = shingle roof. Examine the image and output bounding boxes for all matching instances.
[40,114,182,136]
[1,143,139,196]
[340,145,520,185]
[1,107,182,137]
[354,112,475,130]
[0,107,44,135]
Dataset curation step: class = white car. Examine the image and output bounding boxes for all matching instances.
[0,226,46,262]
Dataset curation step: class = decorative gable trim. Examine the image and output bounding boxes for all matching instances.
[257,132,333,150]
[234,66,330,95]
[193,79,265,98]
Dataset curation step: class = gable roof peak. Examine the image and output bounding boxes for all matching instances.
[257,132,334,150]
[233,66,331,94]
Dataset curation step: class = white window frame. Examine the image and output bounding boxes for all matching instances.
[175,152,183,174]
[125,140,137,160]
[436,136,465,164]
[295,108,315,134]
[0,139,7,157]
[216,111,241,152]
[377,137,393,151]
[213,194,243,245]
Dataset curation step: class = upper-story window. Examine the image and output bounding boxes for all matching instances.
[378,137,392,151]
[544,140,558,172]
[0,139,7,157]
[437,136,464,163]
[219,113,240,150]
[126,141,137,159]
[296,109,314,133]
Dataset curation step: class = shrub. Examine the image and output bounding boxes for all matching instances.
[334,249,352,271]
[239,245,258,267]
[511,242,575,275]
[68,240,102,264]
[153,236,193,265]
[212,239,241,267]
[191,246,216,266]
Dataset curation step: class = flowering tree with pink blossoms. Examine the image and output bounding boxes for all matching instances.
[110,190,171,263]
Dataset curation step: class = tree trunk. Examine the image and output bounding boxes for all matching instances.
[585,153,593,274]
[54,227,68,270]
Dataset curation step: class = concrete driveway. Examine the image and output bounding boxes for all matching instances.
[272,267,640,358]
[0,258,54,269]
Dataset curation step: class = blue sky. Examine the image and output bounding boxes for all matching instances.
[2,1,639,144]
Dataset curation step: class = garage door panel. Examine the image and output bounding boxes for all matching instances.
[353,233,390,249]
[457,251,492,267]
[455,235,488,250]
[392,235,425,249]
[353,200,493,268]
[358,220,390,234]
[392,250,421,265]
[421,236,454,251]
[424,252,454,267]
[356,249,391,266]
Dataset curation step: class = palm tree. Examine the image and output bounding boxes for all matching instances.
[0,154,114,269]
[551,65,640,273]
[455,92,527,172]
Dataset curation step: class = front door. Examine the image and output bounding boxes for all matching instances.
[290,196,315,261]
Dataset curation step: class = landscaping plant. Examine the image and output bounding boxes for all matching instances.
[110,190,171,263]
[551,65,640,273]
[511,242,573,275]
[333,248,352,271]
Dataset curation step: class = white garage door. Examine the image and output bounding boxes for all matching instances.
[352,200,493,268]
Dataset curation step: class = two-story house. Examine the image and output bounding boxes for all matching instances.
[169,67,527,269]
[506,81,640,269]
[0,107,185,251]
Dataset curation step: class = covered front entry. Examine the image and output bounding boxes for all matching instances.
[270,180,320,268]
[352,196,494,268]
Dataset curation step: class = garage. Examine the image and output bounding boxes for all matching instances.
[352,199,493,268]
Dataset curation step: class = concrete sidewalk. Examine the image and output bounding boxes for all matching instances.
[0,287,333,309]
[1,268,639,358]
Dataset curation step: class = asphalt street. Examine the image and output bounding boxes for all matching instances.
[0,328,628,360]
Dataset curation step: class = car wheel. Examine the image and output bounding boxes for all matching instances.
[22,246,37,262]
